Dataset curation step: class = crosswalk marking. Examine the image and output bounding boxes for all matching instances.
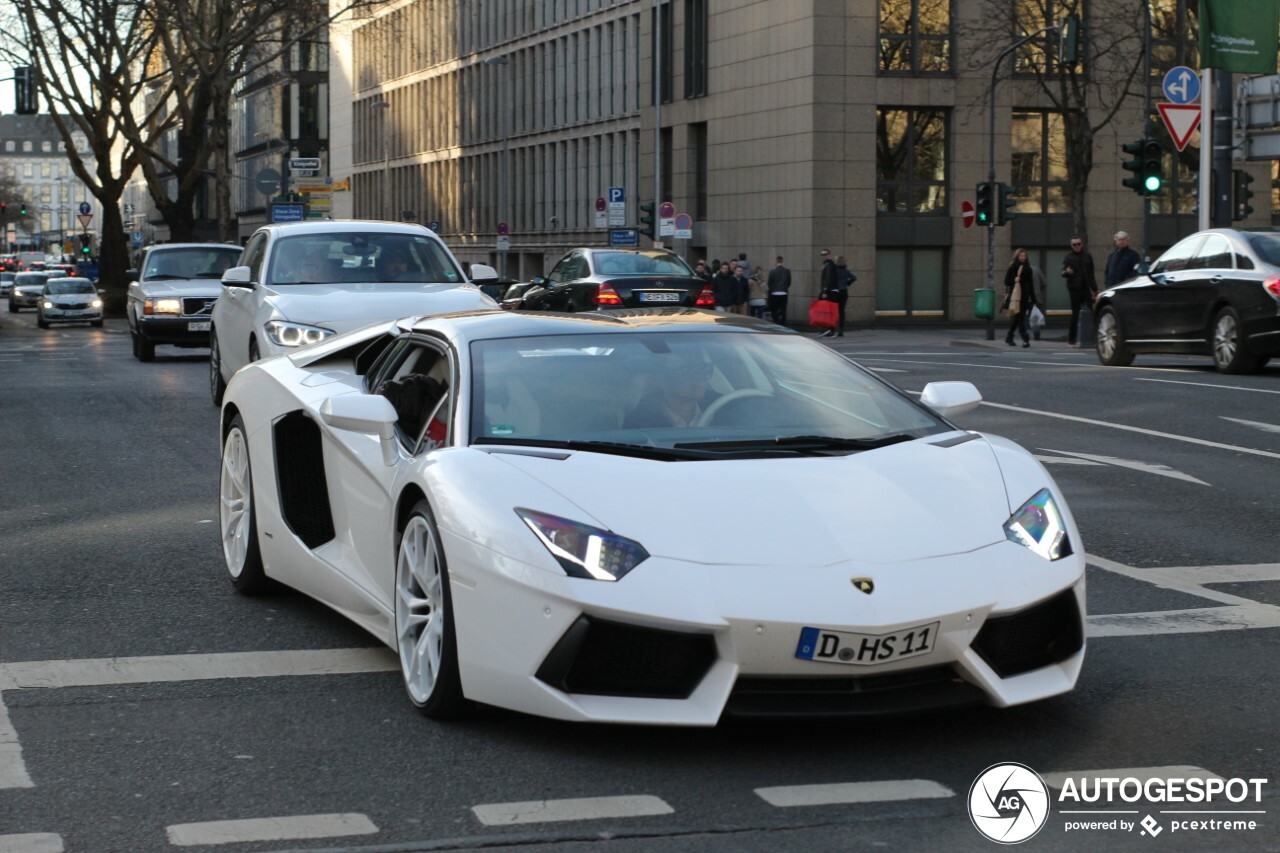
[0,700,33,789]
[166,813,378,847]
[0,833,63,852]
[471,795,673,825]
[755,779,954,807]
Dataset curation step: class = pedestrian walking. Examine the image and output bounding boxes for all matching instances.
[766,256,792,325]
[731,260,749,315]
[736,252,753,280]
[693,259,712,282]
[711,261,736,313]
[820,255,855,337]
[817,248,838,336]
[1104,231,1141,286]
[1003,247,1038,348]
[747,266,769,318]
[1061,236,1097,347]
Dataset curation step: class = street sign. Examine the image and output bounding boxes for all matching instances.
[496,235,510,252]
[77,214,93,230]
[1162,66,1200,105]
[497,221,509,236]
[658,201,675,218]
[255,168,281,196]
[594,196,606,228]
[289,157,322,171]
[608,186,625,227]
[673,212,693,240]
[132,230,143,242]
[428,220,440,232]
[961,199,975,228]
[609,228,639,247]
[1158,102,1202,151]
[271,204,306,223]
[78,201,91,215]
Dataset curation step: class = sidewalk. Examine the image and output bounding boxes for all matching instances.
[803,323,1085,350]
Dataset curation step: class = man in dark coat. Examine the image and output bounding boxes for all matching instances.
[766,256,792,325]
[1104,231,1142,286]
[711,261,737,312]
[1061,236,1097,347]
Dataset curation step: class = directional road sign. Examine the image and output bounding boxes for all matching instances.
[609,228,638,247]
[1162,66,1200,105]
[289,157,322,171]
[78,201,92,215]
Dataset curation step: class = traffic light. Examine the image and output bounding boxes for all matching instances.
[18,202,26,216]
[13,66,37,115]
[0,202,6,218]
[997,183,1019,226]
[80,234,91,254]
[1141,138,1164,194]
[638,200,656,239]
[1058,15,1081,65]
[1232,169,1255,220]
[1121,138,1145,195]
[975,182,994,226]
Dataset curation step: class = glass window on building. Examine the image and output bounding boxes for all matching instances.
[1011,111,1069,213]
[1013,0,1079,76]
[876,108,948,214]
[879,0,952,74]
[875,248,947,317]
[1150,0,1198,75]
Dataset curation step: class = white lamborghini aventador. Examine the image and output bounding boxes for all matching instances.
[218,308,1086,725]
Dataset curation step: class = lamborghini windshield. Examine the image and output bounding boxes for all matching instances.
[469,330,949,450]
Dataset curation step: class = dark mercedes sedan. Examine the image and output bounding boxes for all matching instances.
[1095,228,1280,373]
[517,248,713,311]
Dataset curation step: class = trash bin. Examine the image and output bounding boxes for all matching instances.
[973,287,995,320]
[1078,302,1096,348]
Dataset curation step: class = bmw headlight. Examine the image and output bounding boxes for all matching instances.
[144,297,182,315]
[264,320,335,348]
[1003,488,1072,560]
[516,508,649,581]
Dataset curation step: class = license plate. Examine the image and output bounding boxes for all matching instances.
[640,292,681,302]
[795,621,939,666]
[188,321,211,332]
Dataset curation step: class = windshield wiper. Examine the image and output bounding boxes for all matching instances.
[675,434,918,452]
[472,436,764,461]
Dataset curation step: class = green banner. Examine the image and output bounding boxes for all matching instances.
[1199,0,1280,73]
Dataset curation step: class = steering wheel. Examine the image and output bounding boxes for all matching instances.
[697,389,772,426]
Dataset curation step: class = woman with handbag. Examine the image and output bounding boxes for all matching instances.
[1002,248,1037,347]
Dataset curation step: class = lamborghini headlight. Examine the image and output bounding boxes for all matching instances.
[515,508,649,581]
[1003,488,1071,561]
[264,320,334,348]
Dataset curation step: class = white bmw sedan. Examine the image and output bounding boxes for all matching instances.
[219,309,1086,725]
[209,220,497,404]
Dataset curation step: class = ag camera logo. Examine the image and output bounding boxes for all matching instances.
[969,763,1051,844]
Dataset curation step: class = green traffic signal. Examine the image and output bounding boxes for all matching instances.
[1141,138,1164,195]
[638,200,656,239]
[974,182,994,225]
[19,203,26,216]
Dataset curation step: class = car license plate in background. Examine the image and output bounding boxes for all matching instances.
[795,621,939,665]
[188,321,211,332]
[640,292,681,302]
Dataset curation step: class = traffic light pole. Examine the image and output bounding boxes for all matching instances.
[984,25,1059,340]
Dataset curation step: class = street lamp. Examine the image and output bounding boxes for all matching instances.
[371,100,390,219]
[483,56,511,279]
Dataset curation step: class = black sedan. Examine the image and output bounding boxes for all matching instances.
[1095,228,1280,373]
[516,248,713,311]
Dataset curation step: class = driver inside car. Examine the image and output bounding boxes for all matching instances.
[623,352,715,429]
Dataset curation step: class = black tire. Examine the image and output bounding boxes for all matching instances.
[395,499,468,719]
[1095,307,1134,367]
[90,319,103,328]
[36,314,48,329]
[1211,307,1258,374]
[209,331,227,406]
[135,328,155,362]
[219,414,271,594]
[9,300,18,313]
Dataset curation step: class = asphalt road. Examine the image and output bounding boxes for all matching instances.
[1,313,1276,853]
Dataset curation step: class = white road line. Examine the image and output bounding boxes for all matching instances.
[1087,555,1280,608]
[1040,449,1209,485]
[864,367,907,373]
[0,834,62,852]
[471,795,673,826]
[1087,606,1280,638]
[0,647,397,690]
[1221,416,1280,434]
[166,813,378,847]
[755,779,954,807]
[1034,455,1103,466]
[975,400,1280,461]
[1138,378,1280,395]
[0,698,34,789]
[854,358,1021,370]
[1042,767,1221,789]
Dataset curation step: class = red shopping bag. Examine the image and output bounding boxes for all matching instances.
[808,298,838,329]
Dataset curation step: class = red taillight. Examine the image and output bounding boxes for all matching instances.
[595,282,623,306]
[695,283,715,307]
[1265,277,1280,300]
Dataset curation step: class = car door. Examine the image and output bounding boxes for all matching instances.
[547,251,589,310]
[1129,235,1204,341]
[1178,234,1235,341]
[322,336,455,606]
[217,231,268,374]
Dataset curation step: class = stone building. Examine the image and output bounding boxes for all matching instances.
[0,115,100,257]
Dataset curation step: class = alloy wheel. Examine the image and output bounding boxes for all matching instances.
[219,427,253,576]
[396,515,446,705]
[1213,312,1239,368]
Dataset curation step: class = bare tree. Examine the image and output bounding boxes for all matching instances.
[962,0,1147,241]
